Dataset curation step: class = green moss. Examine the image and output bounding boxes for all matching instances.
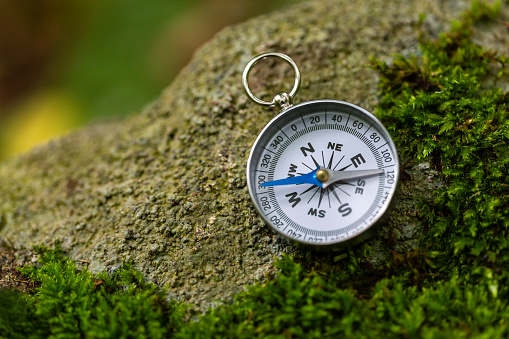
[371,0,509,273]
[180,255,509,338]
[3,248,509,338]
[1,243,185,338]
[2,1,509,337]
[0,290,38,338]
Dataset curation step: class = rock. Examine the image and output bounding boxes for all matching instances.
[0,0,507,310]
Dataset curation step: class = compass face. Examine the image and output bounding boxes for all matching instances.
[246,100,400,248]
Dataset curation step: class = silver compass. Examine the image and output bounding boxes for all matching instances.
[243,53,400,249]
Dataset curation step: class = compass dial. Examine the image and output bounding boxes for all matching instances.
[247,100,400,248]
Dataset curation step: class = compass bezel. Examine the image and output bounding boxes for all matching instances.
[246,100,400,249]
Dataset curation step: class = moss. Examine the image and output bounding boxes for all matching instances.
[3,246,509,338]
[372,0,509,274]
[180,255,509,338]
[0,243,185,338]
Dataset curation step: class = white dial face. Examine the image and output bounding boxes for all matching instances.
[247,100,399,247]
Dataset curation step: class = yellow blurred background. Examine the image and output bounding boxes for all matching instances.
[0,0,296,161]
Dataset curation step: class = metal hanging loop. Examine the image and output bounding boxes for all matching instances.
[242,52,301,108]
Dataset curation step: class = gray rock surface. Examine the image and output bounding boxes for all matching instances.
[0,0,507,309]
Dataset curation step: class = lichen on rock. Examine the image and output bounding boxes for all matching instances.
[0,0,507,311]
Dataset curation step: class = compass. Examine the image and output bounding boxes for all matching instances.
[243,53,400,249]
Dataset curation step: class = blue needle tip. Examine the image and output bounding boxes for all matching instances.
[261,167,323,188]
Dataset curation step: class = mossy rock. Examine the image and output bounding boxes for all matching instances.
[0,0,507,311]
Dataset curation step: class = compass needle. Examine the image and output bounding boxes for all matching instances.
[261,168,322,187]
[244,53,399,247]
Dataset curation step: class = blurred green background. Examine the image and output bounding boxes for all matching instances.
[0,0,296,161]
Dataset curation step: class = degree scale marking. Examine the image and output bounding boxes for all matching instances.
[254,108,397,243]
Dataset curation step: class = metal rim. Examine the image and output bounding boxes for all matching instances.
[242,52,301,107]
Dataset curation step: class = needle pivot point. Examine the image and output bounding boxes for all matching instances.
[316,169,329,183]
